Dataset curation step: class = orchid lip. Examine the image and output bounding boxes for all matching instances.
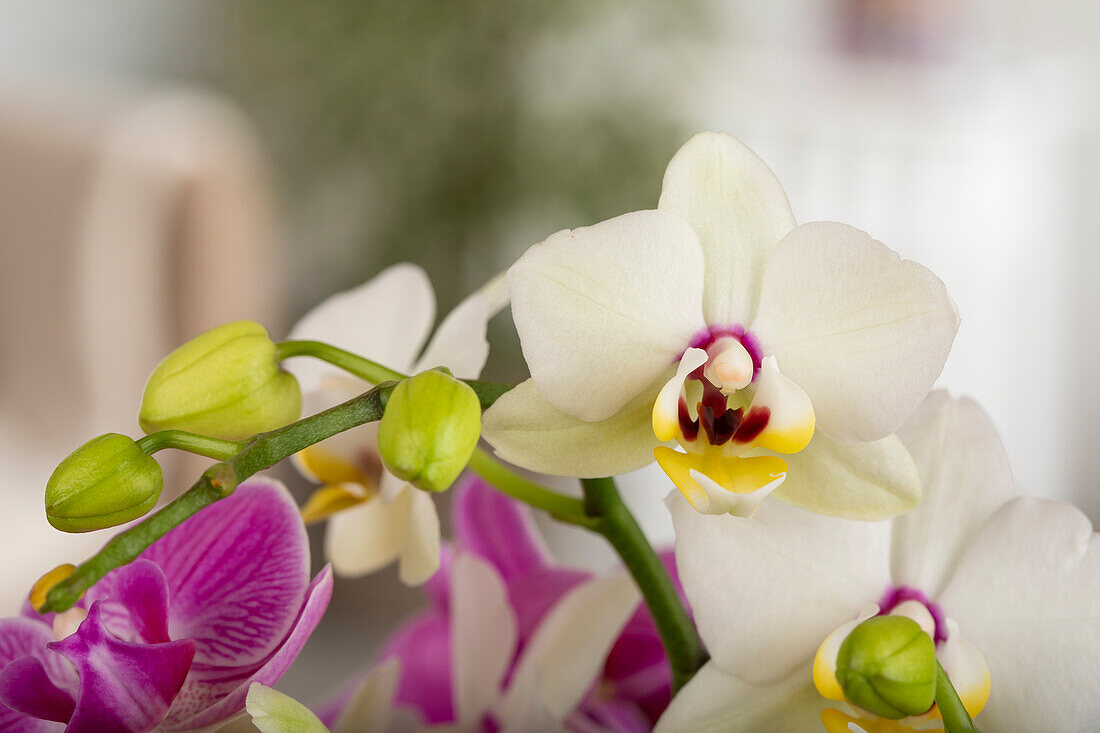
[877,585,948,645]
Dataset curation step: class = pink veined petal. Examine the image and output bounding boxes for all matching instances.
[161,565,334,731]
[88,559,171,644]
[0,657,74,728]
[48,602,196,733]
[453,476,553,583]
[141,479,311,669]
[0,617,76,731]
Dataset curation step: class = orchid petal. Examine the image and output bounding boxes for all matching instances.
[325,493,404,579]
[770,431,921,520]
[451,554,517,725]
[49,602,195,733]
[497,571,640,726]
[398,488,442,587]
[668,491,890,683]
[142,479,311,669]
[89,559,171,644]
[652,348,707,443]
[938,497,1100,732]
[0,617,76,731]
[654,661,826,733]
[508,209,706,422]
[657,131,795,326]
[246,683,329,733]
[377,612,453,724]
[654,446,787,518]
[507,567,588,647]
[453,476,552,583]
[286,263,436,392]
[482,378,663,478]
[937,623,990,719]
[751,222,958,442]
[334,659,423,733]
[891,392,1015,598]
[164,566,334,730]
[413,273,508,379]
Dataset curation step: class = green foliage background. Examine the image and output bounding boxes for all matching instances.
[213,2,713,376]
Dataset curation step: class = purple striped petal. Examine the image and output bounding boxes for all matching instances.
[453,476,551,582]
[141,479,311,670]
[377,611,454,724]
[161,565,333,731]
[87,560,171,644]
[47,602,195,733]
[0,617,76,731]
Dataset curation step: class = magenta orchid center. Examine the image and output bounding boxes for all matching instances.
[651,325,816,517]
[877,585,948,646]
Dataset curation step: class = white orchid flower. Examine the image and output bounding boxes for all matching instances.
[482,131,959,519]
[658,392,1100,732]
[244,554,640,733]
[286,264,507,585]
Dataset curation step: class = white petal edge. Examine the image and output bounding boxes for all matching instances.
[938,497,1100,732]
[451,553,518,726]
[482,378,663,478]
[496,571,640,727]
[333,659,406,733]
[655,661,826,733]
[508,209,706,422]
[891,391,1015,598]
[287,263,436,392]
[668,490,891,683]
[413,272,509,379]
[771,430,922,521]
[397,487,442,586]
[751,222,959,442]
[658,131,796,326]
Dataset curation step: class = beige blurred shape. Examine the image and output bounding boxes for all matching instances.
[0,84,279,610]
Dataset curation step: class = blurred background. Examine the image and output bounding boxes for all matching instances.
[0,0,1096,706]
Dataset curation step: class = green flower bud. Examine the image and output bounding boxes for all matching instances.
[378,369,481,493]
[139,321,301,440]
[836,615,937,720]
[46,433,163,533]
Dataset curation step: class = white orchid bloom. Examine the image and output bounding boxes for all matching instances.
[658,392,1100,732]
[244,554,640,733]
[286,264,507,585]
[483,131,958,519]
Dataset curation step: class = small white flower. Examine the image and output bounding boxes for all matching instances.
[286,264,506,585]
[658,392,1100,732]
[484,131,958,519]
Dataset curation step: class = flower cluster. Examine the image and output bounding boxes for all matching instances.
[4,130,1097,733]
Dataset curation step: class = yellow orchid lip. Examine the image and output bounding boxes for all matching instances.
[652,332,815,516]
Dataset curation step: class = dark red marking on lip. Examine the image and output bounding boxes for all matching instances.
[733,407,770,443]
[677,398,698,443]
[877,585,949,645]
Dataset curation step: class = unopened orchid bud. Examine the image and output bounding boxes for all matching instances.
[835,615,937,720]
[45,433,163,533]
[139,321,301,440]
[378,369,481,492]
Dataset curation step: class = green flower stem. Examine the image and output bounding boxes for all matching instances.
[935,660,980,733]
[40,382,396,613]
[275,339,513,410]
[135,430,246,461]
[466,448,595,528]
[581,477,706,693]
